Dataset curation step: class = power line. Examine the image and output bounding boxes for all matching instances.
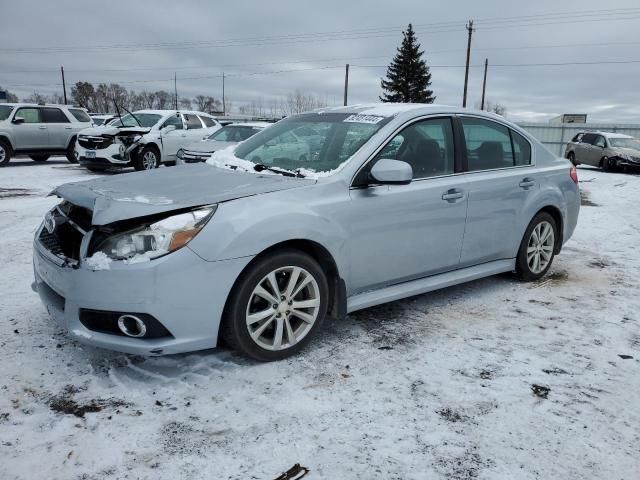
[2,7,639,54]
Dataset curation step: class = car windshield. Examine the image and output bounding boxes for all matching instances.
[608,137,640,149]
[0,105,14,121]
[112,113,161,128]
[209,125,262,142]
[233,113,391,174]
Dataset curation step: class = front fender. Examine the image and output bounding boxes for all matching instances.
[187,183,350,268]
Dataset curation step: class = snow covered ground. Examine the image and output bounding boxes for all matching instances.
[1,157,639,479]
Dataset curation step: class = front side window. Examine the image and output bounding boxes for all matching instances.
[234,113,391,173]
[161,115,183,130]
[15,107,41,123]
[370,117,455,180]
[210,126,259,142]
[0,105,15,121]
[68,108,91,122]
[184,114,202,130]
[461,118,514,171]
[581,133,597,145]
[42,107,70,123]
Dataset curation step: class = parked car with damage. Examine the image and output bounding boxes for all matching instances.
[74,109,221,172]
[33,103,579,361]
[89,114,118,127]
[0,103,91,166]
[565,131,640,171]
[177,122,269,163]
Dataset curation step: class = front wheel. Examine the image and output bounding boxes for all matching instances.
[0,139,11,166]
[66,140,78,163]
[515,212,558,281]
[567,152,577,166]
[221,250,328,361]
[134,146,159,171]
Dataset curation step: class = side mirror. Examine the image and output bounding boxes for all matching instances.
[162,125,176,134]
[12,117,25,125]
[369,159,412,185]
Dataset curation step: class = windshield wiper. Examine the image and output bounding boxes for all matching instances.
[253,163,305,178]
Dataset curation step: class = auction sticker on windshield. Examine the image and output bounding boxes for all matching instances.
[343,114,385,124]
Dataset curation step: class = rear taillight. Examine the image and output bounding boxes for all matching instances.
[570,166,578,184]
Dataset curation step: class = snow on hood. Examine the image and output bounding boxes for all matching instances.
[50,163,315,225]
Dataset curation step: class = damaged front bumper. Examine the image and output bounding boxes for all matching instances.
[76,129,147,169]
[32,220,253,356]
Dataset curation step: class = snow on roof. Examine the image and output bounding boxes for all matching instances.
[133,109,214,116]
[225,121,272,128]
[315,103,470,118]
[598,131,633,139]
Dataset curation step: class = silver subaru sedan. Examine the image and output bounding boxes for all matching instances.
[33,104,580,361]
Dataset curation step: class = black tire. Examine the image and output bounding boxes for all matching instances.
[601,156,612,172]
[134,145,159,171]
[515,212,558,282]
[0,139,12,166]
[221,249,329,362]
[567,152,577,166]
[30,154,50,162]
[66,139,78,163]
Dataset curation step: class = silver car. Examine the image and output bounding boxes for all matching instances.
[176,122,270,163]
[0,103,92,165]
[33,104,580,361]
[565,131,640,171]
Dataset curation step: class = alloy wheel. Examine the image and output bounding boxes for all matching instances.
[143,151,157,169]
[0,145,5,162]
[527,221,555,274]
[246,266,321,351]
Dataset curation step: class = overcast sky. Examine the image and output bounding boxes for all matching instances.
[1,0,639,122]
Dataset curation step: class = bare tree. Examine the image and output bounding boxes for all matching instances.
[155,90,170,109]
[282,90,327,115]
[24,92,47,104]
[71,82,96,110]
[0,86,19,103]
[179,97,192,109]
[485,101,507,116]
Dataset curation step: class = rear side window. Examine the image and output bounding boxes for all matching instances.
[68,108,91,122]
[0,105,14,121]
[15,107,42,123]
[511,130,531,166]
[184,114,202,130]
[42,107,70,123]
[571,133,584,142]
[199,115,216,128]
[581,133,596,145]
[461,118,513,171]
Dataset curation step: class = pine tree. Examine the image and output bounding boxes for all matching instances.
[380,24,435,103]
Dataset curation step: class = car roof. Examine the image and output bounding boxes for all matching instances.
[224,121,271,128]
[576,131,633,139]
[8,103,86,109]
[133,109,214,117]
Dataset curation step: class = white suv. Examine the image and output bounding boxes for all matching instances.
[75,109,221,171]
[0,103,92,166]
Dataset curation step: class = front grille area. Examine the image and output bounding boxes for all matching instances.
[38,204,88,263]
[78,135,114,150]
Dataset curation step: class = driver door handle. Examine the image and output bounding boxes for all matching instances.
[442,188,465,202]
[39,126,47,130]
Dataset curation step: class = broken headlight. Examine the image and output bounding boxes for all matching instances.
[95,205,217,262]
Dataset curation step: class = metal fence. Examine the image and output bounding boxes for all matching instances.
[516,122,640,157]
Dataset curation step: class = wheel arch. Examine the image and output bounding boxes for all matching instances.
[219,239,346,343]
[66,134,77,151]
[535,205,564,254]
[0,134,14,152]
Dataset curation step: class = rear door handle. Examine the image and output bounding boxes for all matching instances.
[39,126,47,130]
[442,188,465,202]
[64,126,73,130]
[519,177,536,189]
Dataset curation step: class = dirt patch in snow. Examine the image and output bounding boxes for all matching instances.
[580,190,599,206]
[0,188,35,199]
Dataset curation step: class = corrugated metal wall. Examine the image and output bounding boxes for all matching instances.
[516,122,640,157]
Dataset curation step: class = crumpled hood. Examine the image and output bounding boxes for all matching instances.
[79,126,151,137]
[50,163,315,225]
[615,147,640,157]
[183,139,236,153]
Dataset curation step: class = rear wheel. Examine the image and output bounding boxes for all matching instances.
[29,154,50,162]
[221,249,329,361]
[515,212,558,281]
[134,146,159,171]
[0,140,12,166]
[567,152,577,166]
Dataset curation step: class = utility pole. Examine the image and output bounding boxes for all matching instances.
[343,64,349,106]
[222,72,226,116]
[174,72,178,110]
[60,66,67,105]
[480,58,488,110]
[462,20,474,108]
